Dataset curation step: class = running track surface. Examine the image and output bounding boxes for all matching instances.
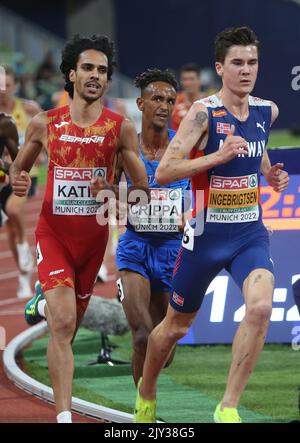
[0,187,117,423]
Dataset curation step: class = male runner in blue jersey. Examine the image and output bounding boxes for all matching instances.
[134,27,289,423]
[115,69,190,386]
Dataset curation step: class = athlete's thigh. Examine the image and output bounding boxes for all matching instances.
[151,241,180,295]
[119,270,152,331]
[5,192,27,215]
[171,245,225,313]
[116,236,150,282]
[36,234,75,293]
[228,237,274,292]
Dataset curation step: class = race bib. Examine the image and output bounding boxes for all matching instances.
[206,174,259,223]
[181,220,194,251]
[53,167,107,216]
[129,188,182,233]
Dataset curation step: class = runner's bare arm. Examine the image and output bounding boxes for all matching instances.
[155,102,248,185]
[261,149,271,177]
[118,118,148,191]
[10,112,47,196]
[114,152,124,185]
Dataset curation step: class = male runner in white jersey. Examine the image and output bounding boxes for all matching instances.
[134,26,289,423]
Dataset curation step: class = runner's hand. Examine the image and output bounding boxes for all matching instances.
[216,125,248,164]
[266,163,289,192]
[11,171,31,197]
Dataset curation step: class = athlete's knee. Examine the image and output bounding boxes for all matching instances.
[165,323,189,344]
[49,312,76,340]
[246,301,272,325]
[5,200,22,218]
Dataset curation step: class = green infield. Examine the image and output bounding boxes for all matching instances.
[23,328,300,423]
[268,130,300,149]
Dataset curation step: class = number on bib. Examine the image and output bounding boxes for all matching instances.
[182,221,194,251]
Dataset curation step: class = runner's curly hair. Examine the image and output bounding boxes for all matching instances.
[60,34,116,98]
[134,68,178,95]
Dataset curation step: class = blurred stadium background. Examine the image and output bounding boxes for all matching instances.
[1,0,300,130]
[0,0,300,423]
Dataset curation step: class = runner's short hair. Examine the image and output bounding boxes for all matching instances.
[215,26,260,63]
[60,34,116,98]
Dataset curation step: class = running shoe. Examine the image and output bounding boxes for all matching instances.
[24,281,45,325]
[133,378,156,423]
[214,402,242,423]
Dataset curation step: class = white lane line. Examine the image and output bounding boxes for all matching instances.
[0,268,37,281]
[3,323,135,423]
[0,310,23,315]
[0,270,19,280]
[0,298,24,307]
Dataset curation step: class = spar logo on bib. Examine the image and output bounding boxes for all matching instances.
[249,174,258,188]
[169,189,181,201]
[54,168,106,181]
[93,168,106,178]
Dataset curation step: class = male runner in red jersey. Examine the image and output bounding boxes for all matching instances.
[10,34,148,423]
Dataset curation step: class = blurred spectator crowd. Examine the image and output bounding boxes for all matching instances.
[1,47,220,117]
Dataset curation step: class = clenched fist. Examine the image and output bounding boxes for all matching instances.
[11,171,31,197]
[265,163,289,193]
[216,125,248,164]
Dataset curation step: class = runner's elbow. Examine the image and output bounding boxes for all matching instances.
[155,164,169,185]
